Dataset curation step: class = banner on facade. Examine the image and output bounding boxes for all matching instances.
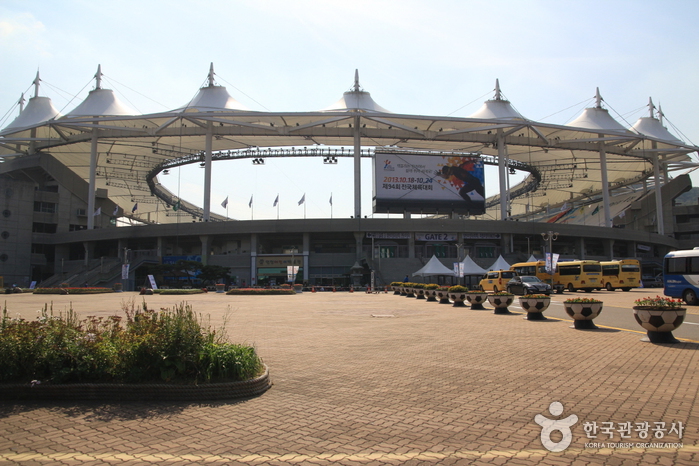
[121,264,130,280]
[374,152,485,214]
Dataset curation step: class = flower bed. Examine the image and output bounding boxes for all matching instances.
[226,288,296,295]
[33,287,114,295]
[0,302,265,391]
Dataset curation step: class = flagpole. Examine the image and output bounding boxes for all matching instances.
[277,194,280,220]
[304,194,307,219]
[330,192,333,219]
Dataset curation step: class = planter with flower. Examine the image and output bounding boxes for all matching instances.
[487,291,515,314]
[423,284,440,302]
[564,297,603,329]
[390,282,403,295]
[215,283,226,293]
[436,286,452,304]
[412,283,426,299]
[519,294,551,320]
[465,290,489,310]
[633,296,686,344]
[402,283,416,298]
[447,285,469,307]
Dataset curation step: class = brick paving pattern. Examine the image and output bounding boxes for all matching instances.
[0,291,697,465]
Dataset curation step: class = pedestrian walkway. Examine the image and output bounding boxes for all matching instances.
[0,291,697,465]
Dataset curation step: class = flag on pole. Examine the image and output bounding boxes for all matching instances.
[221,196,228,209]
[173,200,180,211]
[249,195,253,208]
[113,205,119,216]
[273,194,279,207]
[298,194,305,206]
[93,207,101,216]
[132,203,138,213]
[329,193,333,206]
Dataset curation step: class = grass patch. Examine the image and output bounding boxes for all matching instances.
[0,301,263,385]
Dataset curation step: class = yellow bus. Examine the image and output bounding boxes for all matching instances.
[599,259,641,291]
[554,260,602,292]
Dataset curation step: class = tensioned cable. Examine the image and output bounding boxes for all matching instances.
[0,82,33,127]
[102,75,170,114]
[537,97,595,124]
[446,90,491,116]
[52,78,93,115]
[216,75,271,111]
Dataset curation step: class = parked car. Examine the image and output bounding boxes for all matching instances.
[479,270,518,292]
[506,275,552,295]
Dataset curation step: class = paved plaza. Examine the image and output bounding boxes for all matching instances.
[0,289,698,465]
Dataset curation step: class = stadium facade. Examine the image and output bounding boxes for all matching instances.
[1,65,697,289]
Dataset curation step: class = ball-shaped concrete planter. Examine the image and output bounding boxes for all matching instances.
[633,306,686,343]
[448,292,467,307]
[423,289,439,302]
[413,288,426,300]
[487,294,514,314]
[519,296,551,320]
[436,289,451,304]
[564,300,603,329]
[465,292,489,310]
[404,287,415,298]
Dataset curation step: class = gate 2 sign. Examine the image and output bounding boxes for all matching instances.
[373,153,485,215]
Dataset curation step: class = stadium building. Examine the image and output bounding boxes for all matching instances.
[1,65,697,290]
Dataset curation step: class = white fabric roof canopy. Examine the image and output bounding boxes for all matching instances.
[1,67,696,224]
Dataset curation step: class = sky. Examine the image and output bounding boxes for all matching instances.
[2,0,698,220]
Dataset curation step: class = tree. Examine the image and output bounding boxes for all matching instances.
[198,265,232,286]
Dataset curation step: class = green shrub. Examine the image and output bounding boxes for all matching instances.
[154,289,206,295]
[0,302,263,384]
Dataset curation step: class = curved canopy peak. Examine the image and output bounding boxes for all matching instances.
[468,80,524,120]
[631,116,684,144]
[177,85,250,112]
[566,107,628,132]
[1,96,62,134]
[321,69,391,113]
[65,88,137,117]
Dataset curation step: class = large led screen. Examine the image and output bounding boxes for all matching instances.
[373,152,485,215]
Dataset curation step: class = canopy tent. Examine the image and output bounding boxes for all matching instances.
[527,255,540,263]
[412,255,456,278]
[487,255,511,271]
[460,255,487,275]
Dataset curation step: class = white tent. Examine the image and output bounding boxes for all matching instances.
[412,255,456,278]
[460,255,487,275]
[487,255,511,271]
[527,255,540,262]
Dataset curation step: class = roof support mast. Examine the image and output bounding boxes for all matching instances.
[202,63,215,223]
[87,65,102,230]
[495,80,508,220]
[649,98,664,235]
[353,70,362,219]
[596,89,612,228]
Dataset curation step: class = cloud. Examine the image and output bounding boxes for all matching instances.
[0,11,50,57]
